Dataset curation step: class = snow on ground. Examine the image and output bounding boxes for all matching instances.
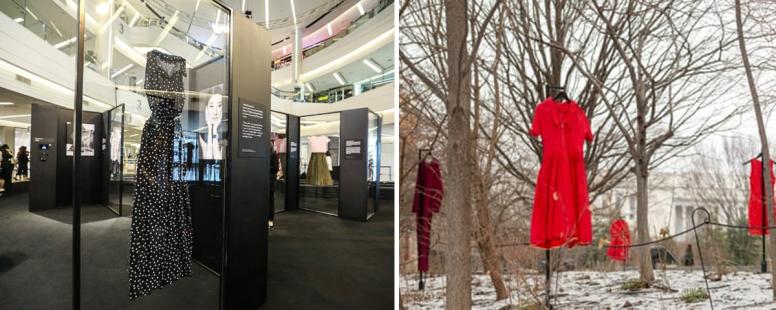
[401,269,776,309]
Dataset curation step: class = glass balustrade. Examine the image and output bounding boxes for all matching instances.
[273,68,394,104]
[271,0,394,71]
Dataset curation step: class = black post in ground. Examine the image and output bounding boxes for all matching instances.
[545,249,552,309]
[762,159,768,274]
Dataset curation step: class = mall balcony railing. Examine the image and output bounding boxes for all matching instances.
[1,0,77,55]
[271,0,394,71]
[273,68,393,104]
[0,0,225,80]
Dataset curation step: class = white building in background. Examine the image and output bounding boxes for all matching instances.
[595,172,748,241]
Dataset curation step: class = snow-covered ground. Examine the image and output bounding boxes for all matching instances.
[401,269,776,309]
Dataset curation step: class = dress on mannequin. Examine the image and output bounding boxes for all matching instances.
[307,136,333,186]
[128,50,193,300]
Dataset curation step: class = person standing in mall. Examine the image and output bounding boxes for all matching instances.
[0,144,13,194]
[16,146,28,181]
[268,141,280,230]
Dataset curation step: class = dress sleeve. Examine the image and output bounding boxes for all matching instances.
[581,107,593,141]
[530,104,542,137]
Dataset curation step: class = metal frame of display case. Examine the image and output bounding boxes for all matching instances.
[103,104,124,216]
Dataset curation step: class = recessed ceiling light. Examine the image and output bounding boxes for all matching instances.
[333,72,346,85]
[363,58,382,73]
[0,114,31,119]
[357,2,365,15]
[0,102,14,106]
[13,18,23,23]
[96,3,110,16]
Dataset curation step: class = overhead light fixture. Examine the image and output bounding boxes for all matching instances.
[50,22,64,37]
[136,78,144,85]
[96,3,110,16]
[327,23,333,36]
[289,0,297,25]
[13,17,23,23]
[363,58,382,73]
[305,83,315,93]
[241,0,246,12]
[357,2,365,15]
[212,23,228,34]
[265,0,269,27]
[0,102,14,106]
[0,114,31,120]
[333,72,346,85]
[128,12,140,27]
[100,4,126,33]
[111,64,135,79]
[154,10,179,46]
[25,7,39,20]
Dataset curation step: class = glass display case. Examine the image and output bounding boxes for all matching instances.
[299,112,341,215]
[79,0,230,307]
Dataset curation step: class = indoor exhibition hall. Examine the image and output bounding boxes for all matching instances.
[0,0,395,309]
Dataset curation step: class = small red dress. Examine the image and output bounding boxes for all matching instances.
[530,98,593,249]
[606,219,631,261]
[749,159,775,235]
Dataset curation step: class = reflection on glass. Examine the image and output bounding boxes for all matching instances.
[107,105,124,215]
[271,112,288,214]
[300,113,340,215]
[367,111,381,217]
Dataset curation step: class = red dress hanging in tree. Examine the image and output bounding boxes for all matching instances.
[606,219,631,261]
[412,159,444,272]
[530,97,593,249]
[749,159,775,235]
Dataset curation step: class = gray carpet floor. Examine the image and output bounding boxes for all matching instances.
[0,189,394,309]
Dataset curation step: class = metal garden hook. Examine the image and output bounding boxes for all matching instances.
[691,207,714,310]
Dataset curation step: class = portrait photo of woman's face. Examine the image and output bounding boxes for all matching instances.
[205,94,223,127]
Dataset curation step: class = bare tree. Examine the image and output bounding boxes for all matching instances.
[735,0,775,297]
[400,0,503,307]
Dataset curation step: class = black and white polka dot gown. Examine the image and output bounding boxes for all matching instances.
[128,50,192,300]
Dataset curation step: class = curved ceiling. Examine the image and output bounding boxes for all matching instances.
[139,0,380,44]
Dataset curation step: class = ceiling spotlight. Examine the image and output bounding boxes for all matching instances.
[96,3,110,16]
[357,2,365,15]
[333,72,346,85]
[363,58,382,73]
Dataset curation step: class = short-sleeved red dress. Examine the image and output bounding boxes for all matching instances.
[530,97,593,249]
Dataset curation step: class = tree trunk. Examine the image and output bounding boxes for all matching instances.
[444,0,472,308]
[474,195,508,300]
[735,0,774,297]
[636,162,655,282]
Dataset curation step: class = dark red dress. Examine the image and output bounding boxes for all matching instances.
[749,159,775,235]
[530,98,593,249]
[412,159,444,272]
[606,219,631,261]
